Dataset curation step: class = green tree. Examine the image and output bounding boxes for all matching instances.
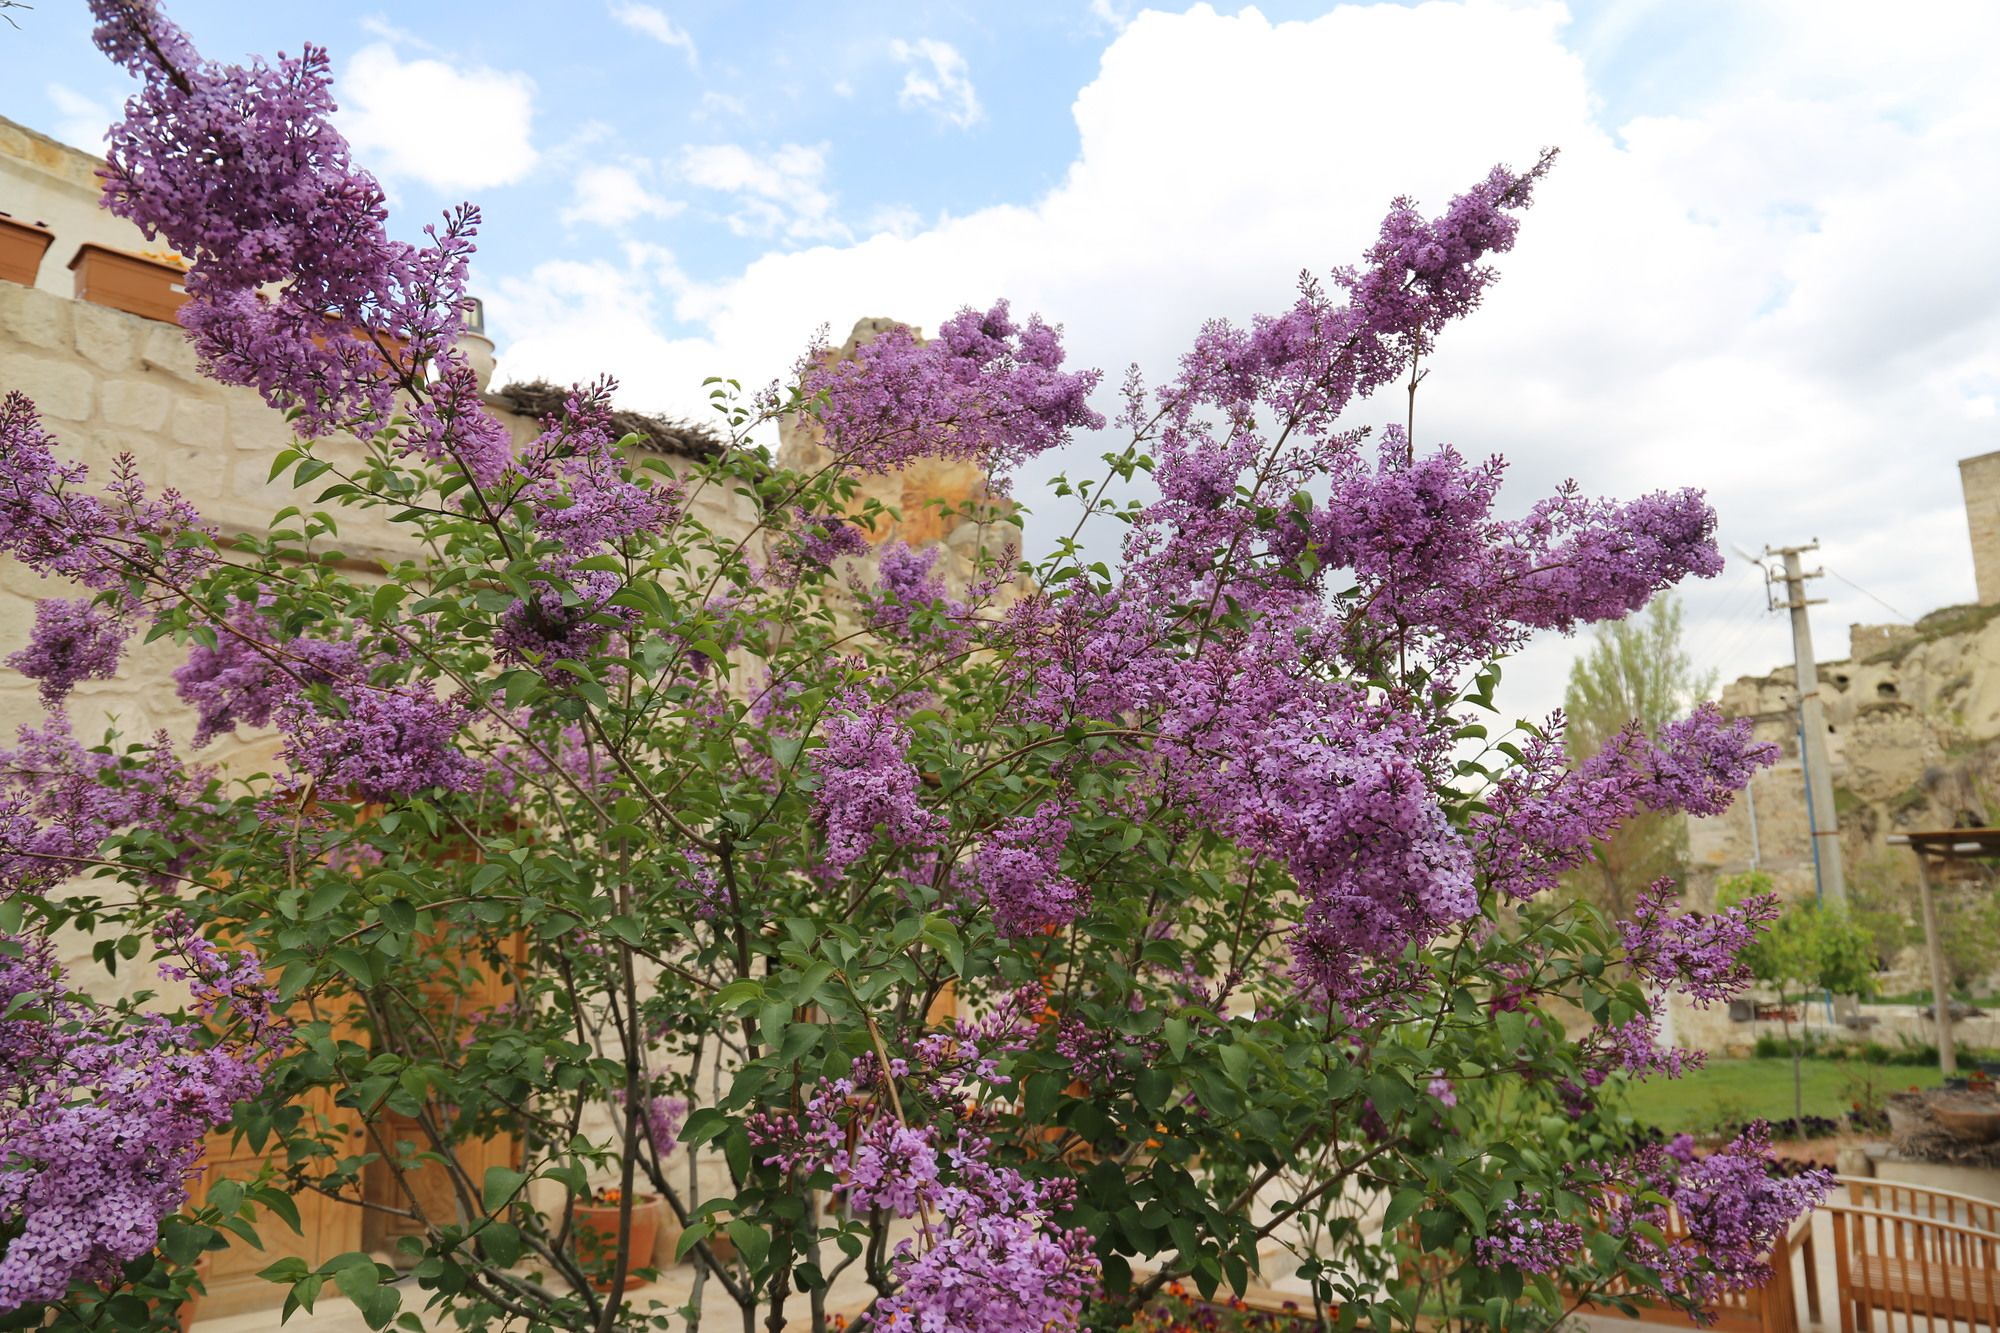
[1721,871,1880,1115]
[1561,594,1718,918]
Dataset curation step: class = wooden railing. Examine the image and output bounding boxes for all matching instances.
[1827,1199,2000,1333]
[1835,1175,2000,1235]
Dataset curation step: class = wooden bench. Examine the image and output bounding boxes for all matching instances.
[1827,1182,2000,1333]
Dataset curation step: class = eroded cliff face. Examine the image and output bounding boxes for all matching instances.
[1685,605,2000,988]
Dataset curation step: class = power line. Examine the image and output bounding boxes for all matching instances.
[1824,565,1915,625]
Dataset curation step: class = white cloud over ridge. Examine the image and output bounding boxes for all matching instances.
[339,43,538,192]
[494,0,2000,720]
[891,38,983,130]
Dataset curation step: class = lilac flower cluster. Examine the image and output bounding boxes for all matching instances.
[866,542,969,649]
[771,511,872,585]
[173,596,363,747]
[748,1077,1098,1333]
[799,303,1104,476]
[0,394,214,662]
[811,689,944,880]
[6,599,125,707]
[1582,1127,1833,1308]
[1473,1195,1585,1274]
[963,802,1086,938]
[518,383,681,570]
[0,715,209,897]
[1584,1014,1702,1081]
[90,1,513,484]
[278,684,479,802]
[1473,708,1777,903]
[494,570,636,669]
[0,924,282,1312]
[1619,881,1781,1006]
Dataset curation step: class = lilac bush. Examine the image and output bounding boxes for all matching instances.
[0,3,1825,1331]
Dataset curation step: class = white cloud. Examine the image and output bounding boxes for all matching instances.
[678,143,845,241]
[46,84,116,151]
[1087,0,1133,33]
[562,163,683,228]
[696,91,749,123]
[890,38,982,130]
[490,1,2000,723]
[338,43,538,192]
[358,15,431,50]
[609,2,699,70]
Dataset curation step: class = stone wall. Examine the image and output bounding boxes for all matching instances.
[1961,450,2000,607]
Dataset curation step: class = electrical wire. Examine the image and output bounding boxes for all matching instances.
[1824,565,1915,625]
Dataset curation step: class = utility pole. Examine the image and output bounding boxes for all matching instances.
[1764,543,1847,910]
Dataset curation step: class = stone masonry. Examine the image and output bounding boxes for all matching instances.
[1961,450,2000,606]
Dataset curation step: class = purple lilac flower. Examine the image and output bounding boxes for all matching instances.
[867,541,969,647]
[0,715,209,897]
[965,802,1087,937]
[1620,882,1780,1006]
[278,684,479,802]
[1475,1195,1585,1275]
[495,569,636,671]
[749,1078,1098,1333]
[0,395,215,599]
[173,597,363,747]
[91,2,513,484]
[773,511,871,585]
[1427,1075,1458,1108]
[811,689,944,880]
[7,599,127,706]
[798,302,1104,477]
[0,923,282,1312]
[1473,710,1777,903]
[1587,1013,1702,1081]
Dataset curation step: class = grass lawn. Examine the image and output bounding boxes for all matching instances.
[1618,1058,1948,1131]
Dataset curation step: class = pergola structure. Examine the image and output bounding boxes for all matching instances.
[1885,827,2000,1076]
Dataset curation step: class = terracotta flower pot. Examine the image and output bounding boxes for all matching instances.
[571,1194,664,1291]
[0,213,54,287]
[68,242,189,323]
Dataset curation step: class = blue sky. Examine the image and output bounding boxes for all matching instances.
[16,0,1759,325]
[8,1,2000,721]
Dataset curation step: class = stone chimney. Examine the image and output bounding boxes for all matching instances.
[1960,450,2000,605]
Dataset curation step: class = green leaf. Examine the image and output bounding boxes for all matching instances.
[726,1219,770,1272]
[327,948,374,986]
[479,1222,522,1268]
[304,879,350,921]
[481,1165,528,1214]
[380,899,417,936]
[1163,1016,1189,1062]
[1135,1066,1172,1114]
[680,1108,727,1146]
[1383,1189,1427,1232]
[714,979,763,1009]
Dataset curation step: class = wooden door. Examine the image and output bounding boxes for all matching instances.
[188,1087,365,1319]
[361,928,527,1259]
